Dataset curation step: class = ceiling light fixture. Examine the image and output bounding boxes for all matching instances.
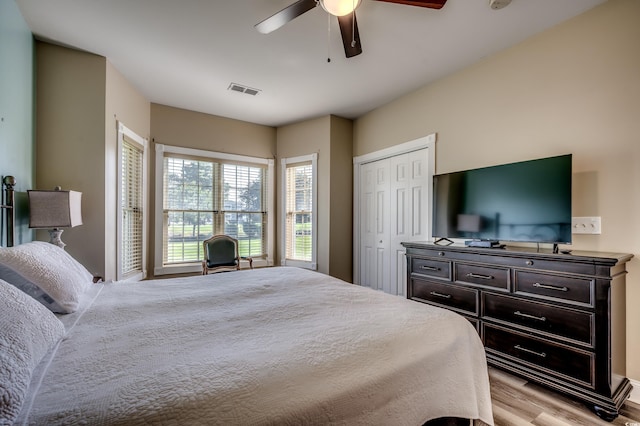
[489,0,512,10]
[319,0,362,17]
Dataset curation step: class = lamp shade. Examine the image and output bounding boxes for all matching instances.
[320,0,362,16]
[28,190,83,229]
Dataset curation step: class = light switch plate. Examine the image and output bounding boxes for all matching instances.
[572,217,601,234]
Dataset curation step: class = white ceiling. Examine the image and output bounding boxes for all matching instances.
[16,0,606,127]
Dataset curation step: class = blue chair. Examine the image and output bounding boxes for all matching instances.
[202,235,253,275]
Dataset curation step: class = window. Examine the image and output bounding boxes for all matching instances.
[281,153,317,270]
[155,144,274,275]
[117,122,148,281]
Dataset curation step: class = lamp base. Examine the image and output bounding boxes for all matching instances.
[48,228,66,249]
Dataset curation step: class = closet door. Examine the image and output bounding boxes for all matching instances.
[359,149,429,296]
[391,150,429,296]
[359,158,390,292]
[389,154,409,296]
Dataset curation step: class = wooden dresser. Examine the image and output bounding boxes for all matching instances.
[402,242,633,421]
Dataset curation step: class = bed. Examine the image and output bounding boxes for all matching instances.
[0,177,494,426]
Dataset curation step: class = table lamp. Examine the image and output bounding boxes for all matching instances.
[28,187,82,249]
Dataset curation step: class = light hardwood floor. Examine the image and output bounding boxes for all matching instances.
[480,367,640,426]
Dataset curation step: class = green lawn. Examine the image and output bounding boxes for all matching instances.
[292,235,311,260]
[165,222,312,263]
[166,236,262,263]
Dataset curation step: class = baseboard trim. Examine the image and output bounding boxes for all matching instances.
[629,378,640,404]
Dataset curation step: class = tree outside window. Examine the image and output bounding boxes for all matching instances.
[163,157,266,265]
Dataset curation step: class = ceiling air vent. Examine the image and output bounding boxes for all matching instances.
[228,83,261,96]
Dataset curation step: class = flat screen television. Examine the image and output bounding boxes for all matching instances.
[432,154,572,246]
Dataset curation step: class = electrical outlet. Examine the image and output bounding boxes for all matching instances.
[572,217,601,234]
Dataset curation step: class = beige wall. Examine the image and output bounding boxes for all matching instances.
[329,116,353,282]
[105,61,151,279]
[277,116,331,274]
[276,115,353,280]
[353,0,640,381]
[150,104,276,158]
[35,42,106,277]
[35,42,150,280]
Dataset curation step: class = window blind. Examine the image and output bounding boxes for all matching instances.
[285,162,313,262]
[120,137,144,277]
[162,154,267,266]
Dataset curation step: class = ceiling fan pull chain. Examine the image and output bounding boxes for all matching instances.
[351,0,356,47]
[327,12,332,62]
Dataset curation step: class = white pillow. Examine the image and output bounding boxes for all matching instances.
[0,278,65,424]
[0,242,93,314]
[0,263,68,313]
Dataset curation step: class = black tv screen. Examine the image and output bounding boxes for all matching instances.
[432,154,572,244]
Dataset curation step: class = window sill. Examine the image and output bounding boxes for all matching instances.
[281,260,317,271]
[154,258,272,276]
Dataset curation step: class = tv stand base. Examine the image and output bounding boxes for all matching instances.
[434,238,454,245]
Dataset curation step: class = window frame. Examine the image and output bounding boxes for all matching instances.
[280,153,317,270]
[116,122,148,282]
[154,143,274,276]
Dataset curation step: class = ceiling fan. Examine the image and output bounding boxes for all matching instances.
[255,0,447,59]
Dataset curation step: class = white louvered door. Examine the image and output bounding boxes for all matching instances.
[359,149,429,296]
[117,122,148,282]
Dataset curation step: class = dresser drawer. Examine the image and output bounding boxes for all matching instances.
[410,278,477,315]
[455,262,509,290]
[514,257,595,276]
[483,293,593,346]
[484,324,594,388]
[514,270,593,306]
[411,257,451,280]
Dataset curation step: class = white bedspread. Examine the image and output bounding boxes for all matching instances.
[18,267,493,425]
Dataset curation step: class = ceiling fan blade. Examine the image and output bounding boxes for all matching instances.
[373,0,447,9]
[255,0,318,34]
[337,13,362,58]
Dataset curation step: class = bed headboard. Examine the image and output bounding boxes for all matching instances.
[1,175,16,247]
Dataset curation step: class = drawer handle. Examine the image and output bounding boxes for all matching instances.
[466,272,494,280]
[430,291,452,299]
[514,345,547,358]
[421,265,441,271]
[533,282,568,292]
[513,310,547,322]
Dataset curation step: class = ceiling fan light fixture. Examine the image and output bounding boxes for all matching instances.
[489,0,512,10]
[320,0,362,17]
